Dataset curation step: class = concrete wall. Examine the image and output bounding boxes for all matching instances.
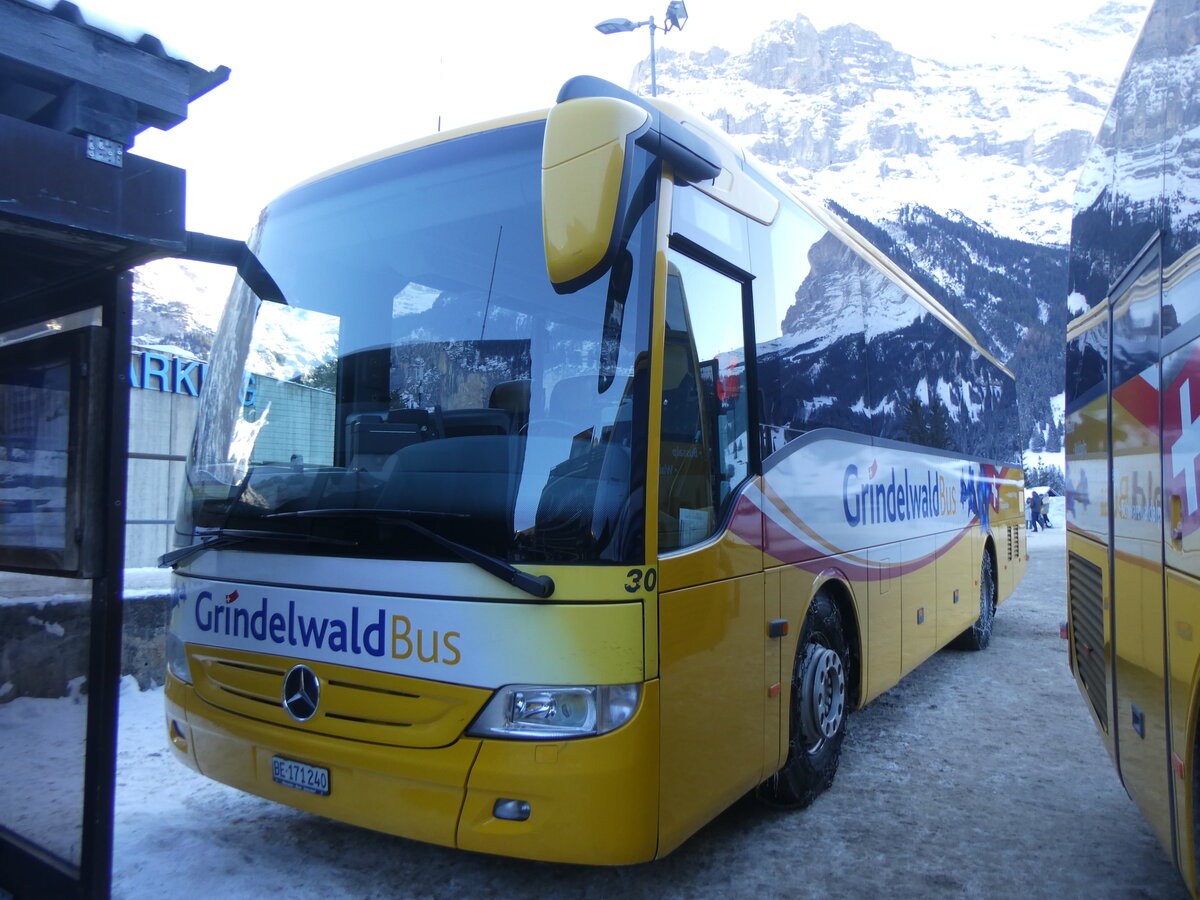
[242,373,335,466]
[124,349,335,567]
[126,368,198,568]
[0,568,173,700]
[0,594,167,698]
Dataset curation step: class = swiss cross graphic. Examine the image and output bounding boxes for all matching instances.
[1164,345,1200,537]
[714,351,742,403]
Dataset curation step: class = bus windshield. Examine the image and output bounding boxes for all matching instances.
[181,121,655,566]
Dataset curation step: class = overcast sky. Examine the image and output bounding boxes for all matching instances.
[73,0,1139,241]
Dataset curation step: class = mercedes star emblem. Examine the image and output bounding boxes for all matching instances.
[282,664,320,722]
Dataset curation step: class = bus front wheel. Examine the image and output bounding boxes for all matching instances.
[954,551,996,651]
[757,591,849,808]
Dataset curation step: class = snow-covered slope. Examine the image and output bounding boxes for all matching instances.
[132,258,230,359]
[644,2,1149,245]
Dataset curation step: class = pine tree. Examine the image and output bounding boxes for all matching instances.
[902,395,927,444]
[296,358,337,393]
[1046,420,1062,452]
[927,394,952,450]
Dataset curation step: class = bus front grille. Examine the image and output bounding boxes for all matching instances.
[188,648,490,748]
[1068,552,1107,732]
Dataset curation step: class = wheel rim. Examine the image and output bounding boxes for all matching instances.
[800,644,846,753]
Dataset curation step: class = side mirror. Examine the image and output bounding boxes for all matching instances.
[542,76,723,295]
[542,96,650,295]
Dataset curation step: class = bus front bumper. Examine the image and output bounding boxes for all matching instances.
[165,675,661,864]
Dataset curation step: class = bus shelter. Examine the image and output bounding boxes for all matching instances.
[0,1,228,896]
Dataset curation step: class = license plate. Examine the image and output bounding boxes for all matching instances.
[271,756,330,796]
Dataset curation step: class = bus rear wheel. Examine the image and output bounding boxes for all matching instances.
[954,551,996,651]
[757,591,849,808]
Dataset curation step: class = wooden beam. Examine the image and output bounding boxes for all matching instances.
[0,0,228,132]
[0,113,186,303]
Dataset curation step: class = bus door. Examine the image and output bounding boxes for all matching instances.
[655,243,767,854]
[1162,247,1200,878]
[1110,242,1174,853]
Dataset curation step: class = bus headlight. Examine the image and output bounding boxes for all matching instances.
[467,683,640,739]
[166,632,192,685]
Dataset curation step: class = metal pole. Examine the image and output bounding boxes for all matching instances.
[648,15,657,97]
[81,269,132,900]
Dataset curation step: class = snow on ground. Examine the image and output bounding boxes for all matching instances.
[0,568,171,606]
[0,680,87,864]
[1,529,1189,898]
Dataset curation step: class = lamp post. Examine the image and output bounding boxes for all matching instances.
[595,1,688,97]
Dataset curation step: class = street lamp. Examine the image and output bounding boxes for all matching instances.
[595,1,689,97]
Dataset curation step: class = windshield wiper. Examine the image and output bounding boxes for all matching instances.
[159,528,358,568]
[268,508,555,600]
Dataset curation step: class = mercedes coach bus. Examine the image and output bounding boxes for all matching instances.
[162,75,1026,864]
[1065,0,1200,893]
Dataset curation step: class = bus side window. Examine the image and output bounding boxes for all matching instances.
[659,253,751,552]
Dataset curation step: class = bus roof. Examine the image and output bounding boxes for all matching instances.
[281,108,550,198]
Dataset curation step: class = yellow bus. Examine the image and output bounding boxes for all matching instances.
[1064,0,1200,893]
[162,75,1027,864]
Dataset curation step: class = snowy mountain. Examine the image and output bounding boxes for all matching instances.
[1070,0,1200,317]
[755,215,1024,463]
[132,258,228,359]
[132,260,338,384]
[829,203,1068,451]
[645,2,1149,246]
